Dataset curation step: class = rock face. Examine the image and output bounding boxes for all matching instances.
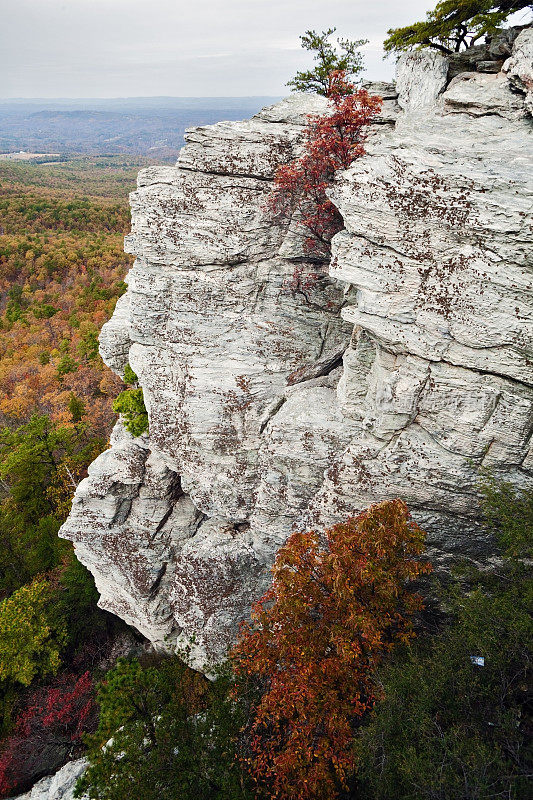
[504,27,533,114]
[395,50,449,110]
[60,35,533,670]
[12,759,87,800]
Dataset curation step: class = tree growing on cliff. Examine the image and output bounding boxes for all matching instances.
[231,500,432,800]
[384,1,532,54]
[287,28,368,95]
[269,73,381,262]
[111,364,148,437]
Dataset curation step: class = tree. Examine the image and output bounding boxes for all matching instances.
[231,500,431,800]
[354,485,533,800]
[68,393,86,424]
[0,415,103,593]
[287,29,368,95]
[479,476,533,558]
[123,363,138,386]
[76,657,253,800]
[112,388,148,436]
[269,73,381,262]
[0,579,66,686]
[384,1,533,55]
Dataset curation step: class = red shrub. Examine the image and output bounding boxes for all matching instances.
[231,500,431,800]
[0,671,96,796]
[269,70,382,259]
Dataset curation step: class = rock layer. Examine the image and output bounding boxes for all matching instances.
[61,38,533,669]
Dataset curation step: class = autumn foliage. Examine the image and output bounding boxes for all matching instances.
[0,158,139,795]
[231,500,431,800]
[0,157,134,434]
[269,71,381,259]
[0,671,95,795]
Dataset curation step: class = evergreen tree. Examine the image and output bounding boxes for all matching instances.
[384,1,532,55]
[287,28,368,95]
[76,657,253,800]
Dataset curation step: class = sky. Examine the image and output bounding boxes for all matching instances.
[0,0,441,98]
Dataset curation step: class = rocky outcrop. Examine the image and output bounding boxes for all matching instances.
[503,27,533,114]
[315,58,532,556]
[11,759,87,800]
[395,50,448,110]
[60,34,533,670]
[447,25,528,78]
[61,94,353,665]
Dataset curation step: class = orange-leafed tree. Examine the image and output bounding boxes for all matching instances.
[269,71,382,261]
[231,500,431,800]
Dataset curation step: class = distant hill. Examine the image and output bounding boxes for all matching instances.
[0,97,282,161]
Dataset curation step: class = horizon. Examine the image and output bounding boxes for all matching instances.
[1,0,432,98]
[0,95,284,101]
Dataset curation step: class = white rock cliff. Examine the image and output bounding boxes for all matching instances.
[60,41,533,671]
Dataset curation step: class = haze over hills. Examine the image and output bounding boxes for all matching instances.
[0,96,282,161]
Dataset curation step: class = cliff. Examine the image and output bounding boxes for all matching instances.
[60,31,533,671]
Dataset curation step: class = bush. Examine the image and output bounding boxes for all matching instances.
[112,387,148,437]
[122,363,138,385]
[269,73,381,259]
[231,500,431,800]
[0,671,96,796]
[111,363,149,437]
[479,476,533,559]
[354,485,533,800]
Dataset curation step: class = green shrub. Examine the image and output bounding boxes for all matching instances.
[122,363,138,385]
[354,484,533,800]
[111,362,147,435]
[479,477,533,559]
[112,388,148,436]
[76,658,253,800]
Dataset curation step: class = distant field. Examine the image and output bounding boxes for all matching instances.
[0,151,61,162]
[0,96,282,161]
[0,154,159,199]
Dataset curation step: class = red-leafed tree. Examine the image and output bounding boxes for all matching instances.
[0,671,96,796]
[231,500,432,800]
[269,71,382,264]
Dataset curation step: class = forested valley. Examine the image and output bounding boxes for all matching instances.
[0,157,148,794]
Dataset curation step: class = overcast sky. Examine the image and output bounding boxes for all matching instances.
[1,0,529,99]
